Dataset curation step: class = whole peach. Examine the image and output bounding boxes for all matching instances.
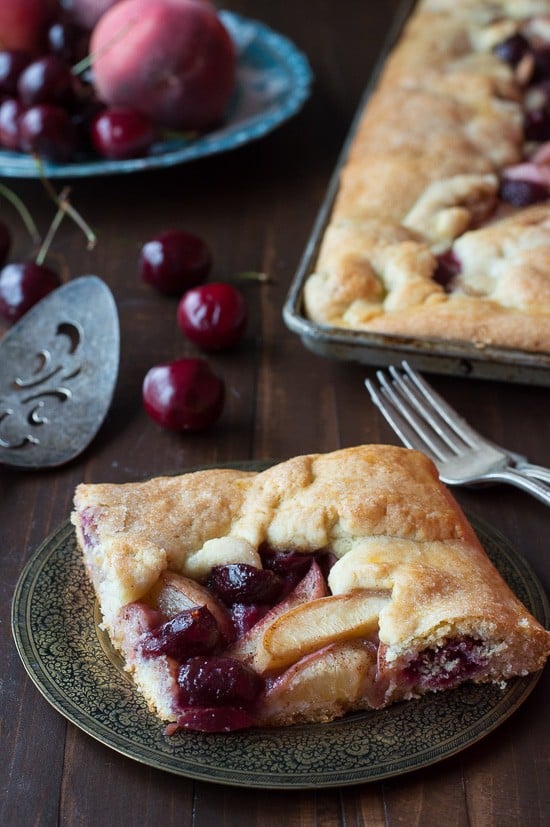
[0,0,58,53]
[90,0,236,131]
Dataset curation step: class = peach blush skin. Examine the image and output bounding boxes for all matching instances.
[90,0,237,131]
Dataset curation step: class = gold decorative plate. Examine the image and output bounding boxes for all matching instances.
[11,466,549,788]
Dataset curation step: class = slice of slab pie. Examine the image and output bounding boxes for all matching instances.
[71,445,550,733]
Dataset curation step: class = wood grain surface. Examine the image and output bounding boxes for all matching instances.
[1,2,549,825]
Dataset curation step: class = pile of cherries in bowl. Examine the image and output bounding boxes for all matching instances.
[0,24,154,163]
[0,0,237,164]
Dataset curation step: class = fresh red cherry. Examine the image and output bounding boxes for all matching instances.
[0,261,60,322]
[139,229,212,295]
[19,104,77,162]
[17,55,75,108]
[0,50,32,96]
[177,282,247,351]
[0,221,11,267]
[142,357,225,432]
[0,98,25,150]
[90,107,156,160]
[47,20,90,64]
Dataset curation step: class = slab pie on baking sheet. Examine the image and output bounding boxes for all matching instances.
[71,446,550,733]
[303,0,550,355]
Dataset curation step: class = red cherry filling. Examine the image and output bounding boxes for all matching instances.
[229,602,271,637]
[433,249,461,291]
[140,605,220,660]
[500,177,548,206]
[207,563,284,606]
[401,637,488,691]
[177,655,264,708]
[523,107,550,142]
[493,34,530,67]
[260,546,314,579]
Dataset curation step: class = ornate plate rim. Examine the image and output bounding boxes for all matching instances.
[0,11,313,179]
[11,461,549,789]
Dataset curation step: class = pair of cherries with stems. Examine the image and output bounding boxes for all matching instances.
[0,174,96,322]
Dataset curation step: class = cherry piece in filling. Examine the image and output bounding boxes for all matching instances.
[177,655,264,708]
[523,108,550,142]
[432,249,461,291]
[142,357,225,432]
[230,603,271,637]
[500,177,548,207]
[140,605,220,661]
[208,563,284,606]
[493,33,530,67]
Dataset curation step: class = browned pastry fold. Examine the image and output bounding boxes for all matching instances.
[72,445,549,728]
[303,0,550,353]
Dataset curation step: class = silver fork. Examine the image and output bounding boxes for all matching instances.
[365,361,550,506]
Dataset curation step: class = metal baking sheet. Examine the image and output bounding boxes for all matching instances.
[283,0,550,387]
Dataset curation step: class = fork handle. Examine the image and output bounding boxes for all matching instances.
[485,468,550,506]
[512,462,550,485]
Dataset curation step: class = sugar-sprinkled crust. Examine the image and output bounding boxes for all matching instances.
[303,0,550,353]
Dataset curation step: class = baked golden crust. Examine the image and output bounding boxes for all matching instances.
[303,0,550,353]
[72,446,549,728]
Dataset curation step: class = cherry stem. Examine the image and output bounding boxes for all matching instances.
[228,271,272,284]
[33,155,97,250]
[35,189,69,266]
[0,182,41,244]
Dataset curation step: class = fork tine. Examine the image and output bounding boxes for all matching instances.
[374,370,453,461]
[387,365,472,455]
[364,377,437,457]
[366,373,450,462]
[401,361,486,449]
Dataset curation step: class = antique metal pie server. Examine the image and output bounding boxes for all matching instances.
[0,276,119,469]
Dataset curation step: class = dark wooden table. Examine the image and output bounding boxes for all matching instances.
[2,2,549,825]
